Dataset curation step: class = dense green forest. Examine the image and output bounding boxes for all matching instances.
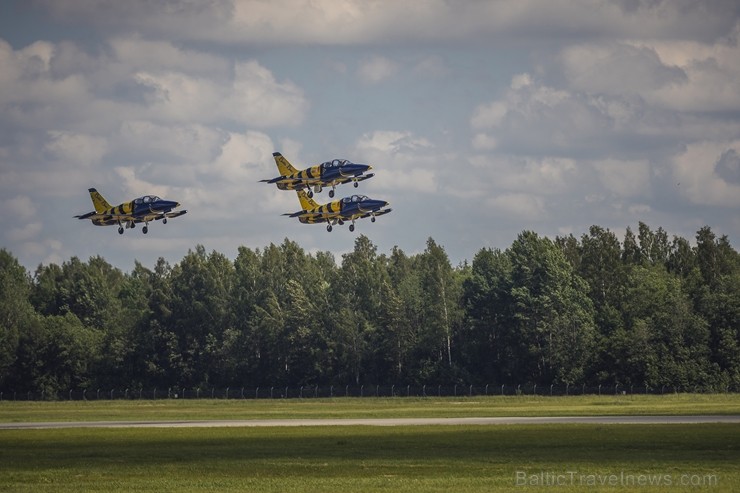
[1,223,738,395]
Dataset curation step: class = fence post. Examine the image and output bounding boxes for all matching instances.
[284,386,288,398]
[226,387,229,399]
[270,387,274,399]
[469,385,473,396]
[422,385,426,397]
[345,385,349,397]
[533,384,536,396]
[241,387,245,399]
[485,384,489,396]
[407,384,411,397]
[598,384,601,396]
[501,384,505,396]
[256,387,260,399]
[615,384,619,395]
[69,389,73,400]
[438,385,441,397]
[330,385,334,398]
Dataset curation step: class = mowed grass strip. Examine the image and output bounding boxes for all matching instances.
[1,424,738,492]
[2,394,740,423]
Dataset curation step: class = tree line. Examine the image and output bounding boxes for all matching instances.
[1,222,738,395]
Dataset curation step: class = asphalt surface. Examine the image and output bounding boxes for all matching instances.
[2,415,739,429]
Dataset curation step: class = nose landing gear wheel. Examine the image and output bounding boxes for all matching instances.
[349,224,355,232]
[326,224,333,232]
[329,190,335,198]
[142,226,148,234]
[118,226,124,235]
[163,218,168,224]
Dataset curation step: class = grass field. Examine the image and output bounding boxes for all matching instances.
[1,393,740,422]
[1,395,739,492]
[1,424,738,492]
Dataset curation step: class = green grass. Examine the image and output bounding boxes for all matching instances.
[1,394,740,422]
[1,424,738,492]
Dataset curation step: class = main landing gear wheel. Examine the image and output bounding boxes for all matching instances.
[307,190,314,198]
[353,182,359,188]
[371,216,376,223]
[118,226,124,235]
[142,226,148,234]
[326,224,333,232]
[349,224,355,232]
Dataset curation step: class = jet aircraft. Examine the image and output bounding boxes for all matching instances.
[74,188,186,235]
[261,152,374,198]
[284,189,391,232]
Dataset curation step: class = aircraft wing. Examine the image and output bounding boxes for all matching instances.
[75,211,135,221]
[354,173,375,182]
[355,208,392,220]
[284,210,339,220]
[163,210,187,219]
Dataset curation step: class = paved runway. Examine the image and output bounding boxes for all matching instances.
[2,415,739,429]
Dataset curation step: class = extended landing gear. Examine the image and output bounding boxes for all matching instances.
[329,189,335,198]
[326,224,333,232]
[353,181,359,188]
[142,225,148,234]
[163,218,168,224]
[349,224,355,232]
[118,226,124,235]
[371,216,376,223]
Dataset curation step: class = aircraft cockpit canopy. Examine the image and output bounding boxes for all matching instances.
[134,195,162,205]
[342,194,368,204]
[321,158,351,169]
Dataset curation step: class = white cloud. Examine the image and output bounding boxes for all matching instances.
[592,159,651,197]
[357,55,399,83]
[39,1,739,45]
[672,141,740,208]
[471,101,507,129]
[1,196,37,222]
[485,193,546,220]
[354,131,437,193]
[44,131,107,166]
[8,222,42,242]
[469,155,577,195]
[560,42,687,95]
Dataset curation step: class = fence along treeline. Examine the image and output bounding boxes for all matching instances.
[0,222,738,395]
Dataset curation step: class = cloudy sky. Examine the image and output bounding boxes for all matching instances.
[1,0,739,271]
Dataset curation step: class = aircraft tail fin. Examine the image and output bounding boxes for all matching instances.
[88,188,112,213]
[296,189,320,210]
[273,152,298,176]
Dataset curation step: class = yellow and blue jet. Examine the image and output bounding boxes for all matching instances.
[284,189,391,232]
[74,188,186,235]
[261,152,374,198]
